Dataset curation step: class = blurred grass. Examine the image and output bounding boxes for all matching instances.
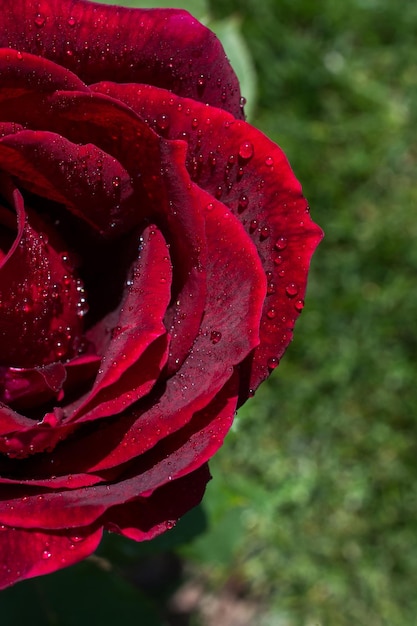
[182,0,417,624]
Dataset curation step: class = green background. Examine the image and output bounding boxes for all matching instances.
[2,0,417,624]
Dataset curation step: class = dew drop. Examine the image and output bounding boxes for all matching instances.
[274,255,283,266]
[249,219,258,233]
[238,194,249,211]
[267,308,277,319]
[238,141,254,160]
[265,156,274,167]
[156,113,170,132]
[275,236,288,250]
[285,283,298,297]
[210,330,222,344]
[34,13,46,27]
[67,16,76,27]
[260,226,270,239]
[16,51,23,60]
[112,176,121,189]
[267,357,279,370]
[197,74,206,89]
[208,152,216,168]
[295,299,305,312]
[42,550,52,560]
[206,202,214,211]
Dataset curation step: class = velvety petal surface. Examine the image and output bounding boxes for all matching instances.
[0,0,243,116]
[93,83,323,392]
[0,524,102,590]
[0,188,84,368]
[105,464,210,541]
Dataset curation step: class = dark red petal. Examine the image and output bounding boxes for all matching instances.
[0,375,238,530]
[0,362,66,410]
[0,404,34,435]
[34,89,210,374]
[0,130,135,237]
[83,193,264,471]
[0,525,102,590]
[93,83,323,393]
[0,88,208,369]
[105,464,210,541]
[0,188,84,367]
[0,122,24,138]
[67,225,172,422]
[48,196,265,475]
[0,48,88,94]
[0,1,242,116]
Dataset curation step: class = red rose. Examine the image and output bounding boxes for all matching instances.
[0,0,322,588]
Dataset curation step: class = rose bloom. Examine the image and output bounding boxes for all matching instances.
[0,0,322,588]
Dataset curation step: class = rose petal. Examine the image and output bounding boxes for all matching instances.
[67,225,172,422]
[105,464,210,541]
[0,374,238,529]
[37,195,265,475]
[93,83,323,392]
[0,188,84,367]
[0,48,88,95]
[0,130,135,237]
[0,524,102,590]
[0,1,242,115]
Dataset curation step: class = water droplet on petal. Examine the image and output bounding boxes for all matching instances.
[67,16,76,27]
[42,550,52,560]
[34,13,46,27]
[156,113,170,132]
[16,51,23,60]
[112,176,121,189]
[285,283,298,297]
[238,194,249,211]
[238,141,254,161]
[265,156,274,167]
[210,330,222,344]
[267,357,279,370]
[267,308,276,319]
[260,226,270,239]
[197,74,206,89]
[295,299,305,312]
[275,236,288,250]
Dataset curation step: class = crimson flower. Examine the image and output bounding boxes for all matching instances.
[0,0,322,588]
